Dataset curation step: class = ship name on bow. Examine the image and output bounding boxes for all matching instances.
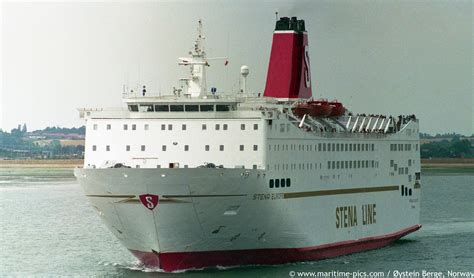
[336,204,377,229]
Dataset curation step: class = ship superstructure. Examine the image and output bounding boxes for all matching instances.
[75,16,421,272]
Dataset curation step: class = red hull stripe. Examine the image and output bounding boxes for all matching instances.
[130,224,421,272]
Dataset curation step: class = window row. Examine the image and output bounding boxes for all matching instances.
[202,123,258,131]
[91,144,259,152]
[269,178,291,188]
[401,185,412,196]
[269,143,375,152]
[128,104,236,113]
[269,163,323,171]
[92,123,259,131]
[398,167,409,175]
[390,143,417,152]
[327,160,379,170]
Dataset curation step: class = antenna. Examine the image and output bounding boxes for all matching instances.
[275,12,278,21]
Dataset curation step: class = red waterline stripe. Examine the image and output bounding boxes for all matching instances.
[129,224,421,272]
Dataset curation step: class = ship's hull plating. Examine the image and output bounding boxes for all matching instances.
[75,167,421,272]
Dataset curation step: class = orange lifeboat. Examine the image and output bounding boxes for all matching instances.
[307,99,332,117]
[292,103,312,118]
[328,101,346,117]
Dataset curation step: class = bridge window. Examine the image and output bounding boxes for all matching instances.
[155,105,169,112]
[92,145,97,151]
[128,105,138,112]
[184,145,189,151]
[281,179,286,187]
[205,145,210,151]
[240,145,244,151]
[254,124,258,130]
[253,145,258,151]
[93,124,98,130]
[216,105,230,111]
[200,105,214,112]
[168,124,172,130]
[185,105,199,112]
[275,179,280,188]
[139,104,154,112]
[126,145,130,151]
[162,145,166,151]
[170,105,184,112]
[107,124,111,130]
[106,145,110,151]
[123,124,128,130]
[132,124,136,130]
[141,145,145,151]
[223,124,228,130]
[241,124,246,130]
[202,124,207,130]
[182,124,186,130]
[219,145,224,151]
[144,124,149,130]
[286,178,291,187]
[269,179,274,188]
[215,124,220,130]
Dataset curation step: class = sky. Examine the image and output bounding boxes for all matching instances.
[1,0,473,135]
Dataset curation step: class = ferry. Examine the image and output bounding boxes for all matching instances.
[74,16,421,272]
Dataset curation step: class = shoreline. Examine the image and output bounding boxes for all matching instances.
[0,159,83,168]
[0,158,473,169]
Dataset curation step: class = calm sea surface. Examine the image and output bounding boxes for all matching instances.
[0,168,472,277]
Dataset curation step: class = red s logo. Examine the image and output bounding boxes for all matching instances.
[139,194,159,210]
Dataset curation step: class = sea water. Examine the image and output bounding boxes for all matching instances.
[0,168,472,277]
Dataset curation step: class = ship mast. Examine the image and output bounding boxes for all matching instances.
[178,19,208,98]
[178,19,228,98]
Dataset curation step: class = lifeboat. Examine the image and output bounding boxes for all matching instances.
[307,99,332,117]
[328,101,346,117]
[292,103,312,118]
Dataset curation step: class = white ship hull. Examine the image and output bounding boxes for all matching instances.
[75,16,422,271]
[75,165,421,271]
